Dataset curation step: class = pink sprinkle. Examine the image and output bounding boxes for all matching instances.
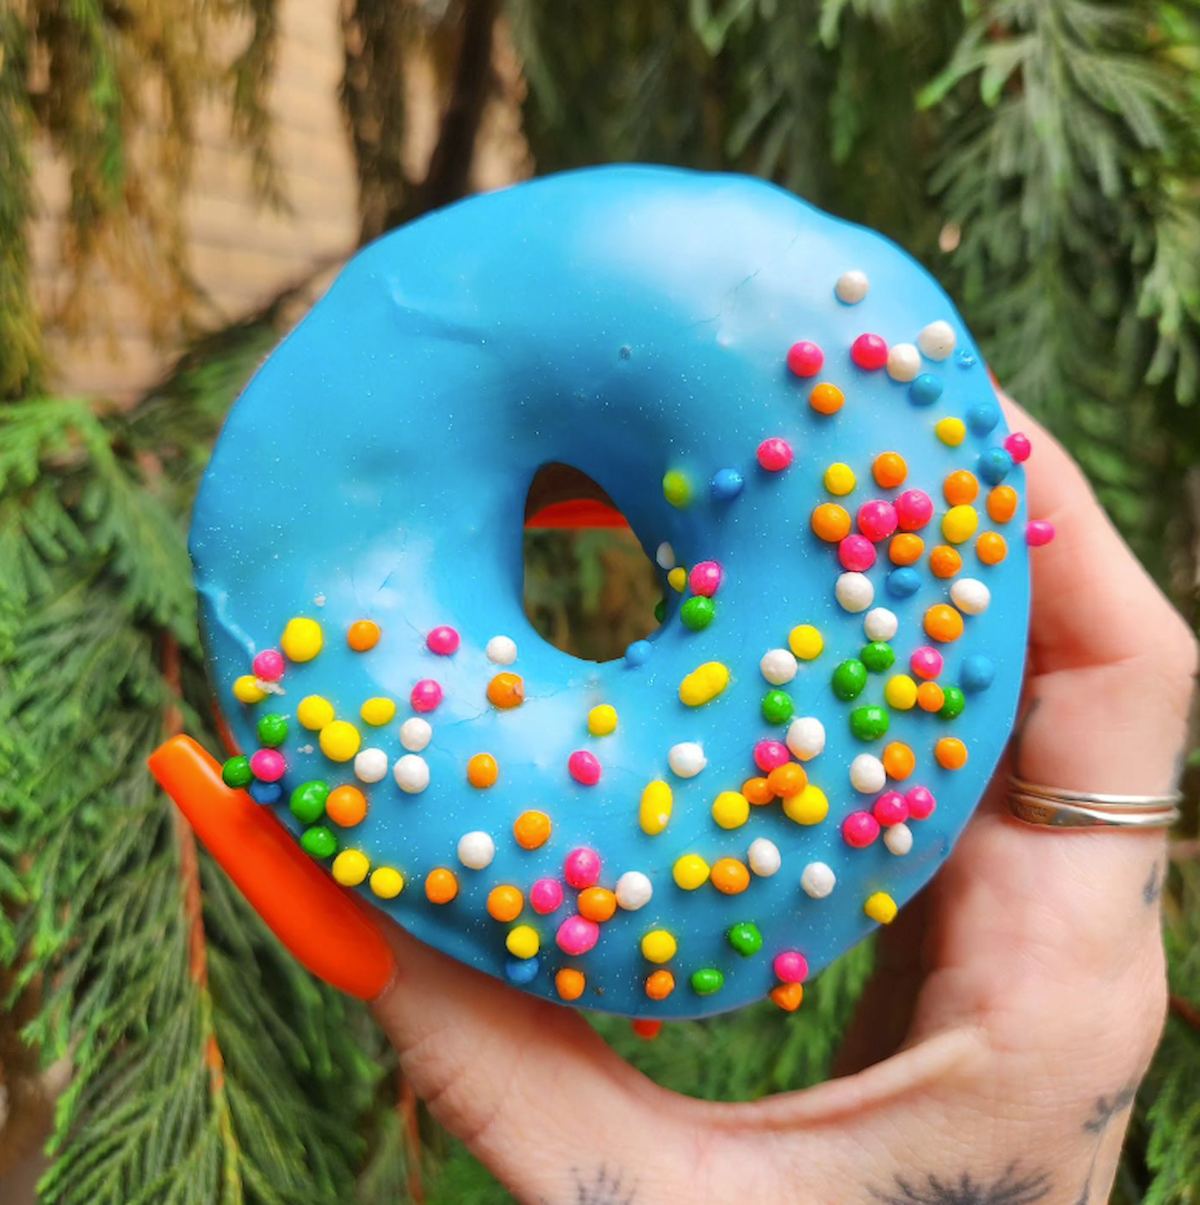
[1026,520,1056,547]
[410,679,443,712]
[905,786,937,821]
[689,560,724,597]
[857,499,899,542]
[786,340,824,378]
[773,950,809,984]
[249,748,286,783]
[753,739,791,773]
[568,749,602,786]
[1004,432,1032,463]
[851,333,889,371]
[426,625,460,655]
[564,847,602,889]
[895,488,934,531]
[842,810,881,848]
[838,534,877,572]
[556,915,600,956]
[757,437,794,473]
[910,646,944,680]
[872,790,909,827]
[251,649,285,682]
[530,877,565,914]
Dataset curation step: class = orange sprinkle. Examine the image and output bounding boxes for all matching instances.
[486,884,523,922]
[811,503,852,543]
[987,486,1018,524]
[917,682,946,713]
[889,533,925,566]
[709,858,751,895]
[923,603,964,643]
[513,810,552,850]
[935,737,969,770]
[578,886,617,923]
[809,382,845,415]
[742,776,775,806]
[943,470,979,506]
[425,867,459,904]
[882,741,915,781]
[346,620,381,652]
[766,762,807,799]
[466,752,499,788]
[873,451,908,489]
[555,967,585,1001]
[645,969,676,1000]
[770,982,804,1012]
[929,544,963,579]
[487,672,525,709]
[976,531,1008,565]
[325,785,368,828]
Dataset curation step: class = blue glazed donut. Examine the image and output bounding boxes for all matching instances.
[193,165,1031,1019]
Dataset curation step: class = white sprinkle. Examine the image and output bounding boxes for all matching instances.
[655,542,676,570]
[801,861,837,899]
[354,747,388,784]
[864,606,899,642]
[835,269,869,305]
[850,753,886,794]
[615,870,653,911]
[747,837,781,878]
[457,831,496,870]
[399,716,432,752]
[759,648,798,686]
[886,342,922,382]
[884,823,914,856]
[393,754,430,794]
[835,571,875,613]
[918,320,956,361]
[950,577,991,615]
[485,635,518,665]
[786,716,826,762]
[667,742,707,778]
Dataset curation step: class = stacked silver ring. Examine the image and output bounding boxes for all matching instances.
[1008,778,1182,829]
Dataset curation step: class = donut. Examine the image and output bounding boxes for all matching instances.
[185,166,1037,1019]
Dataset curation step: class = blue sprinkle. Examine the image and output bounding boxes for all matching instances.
[977,447,1014,485]
[886,568,921,599]
[966,401,1000,436]
[710,468,745,501]
[625,639,653,667]
[909,373,943,407]
[249,780,283,806]
[957,350,977,368]
[961,654,996,693]
[505,956,540,985]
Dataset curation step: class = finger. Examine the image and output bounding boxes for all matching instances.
[148,735,396,999]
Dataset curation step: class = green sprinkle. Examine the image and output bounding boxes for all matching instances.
[663,469,693,509]
[761,689,794,725]
[690,967,725,995]
[221,755,252,789]
[727,922,763,957]
[300,825,338,860]
[939,686,966,719]
[256,713,289,747]
[860,641,896,673]
[831,659,868,701]
[849,704,890,742]
[680,595,716,631]
[290,779,330,825]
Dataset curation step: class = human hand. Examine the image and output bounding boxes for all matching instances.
[149,398,1196,1204]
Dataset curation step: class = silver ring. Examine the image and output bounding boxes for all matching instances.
[1008,778,1182,830]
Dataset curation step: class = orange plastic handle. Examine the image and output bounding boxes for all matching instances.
[148,734,396,1000]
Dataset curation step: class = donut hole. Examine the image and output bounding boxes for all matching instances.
[524,462,662,662]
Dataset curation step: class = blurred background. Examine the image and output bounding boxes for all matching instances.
[1,1,1198,1201]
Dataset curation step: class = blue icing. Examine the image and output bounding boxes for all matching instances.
[191,165,1030,1019]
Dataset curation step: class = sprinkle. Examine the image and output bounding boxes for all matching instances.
[393,753,430,793]
[678,661,730,707]
[530,877,564,913]
[884,823,914,856]
[838,534,876,572]
[645,970,675,1000]
[781,783,828,826]
[849,754,886,794]
[788,624,824,660]
[835,571,874,613]
[467,752,499,788]
[319,720,361,763]
[457,830,496,870]
[252,649,285,682]
[942,504,980,545]
[711,858,751,895]
[487,884,524,922]
[256,713,288,746]
[906,786,937,819]
[747,837,781,877]
[801,862,837,899]
[888,534,925,566]
[842,811,881,848]
[786,716,826,762]
[786,340,824,377]
[935,417,967,447]
[864,892,899,924]
[232,675,268,704]
[864,607,899,642]
[249,748,285,782]
[873,790,909,826]
[360,696,396,726]
[667,566,687,592]
[578,887,617,923]
[486,672,524,709]
[222,756,252,788]
[978,447,1014,486]
[857,499,899,542]
[555,968,586,1000]
[929,545,963,578]
[753,739,790,773]
[1026,520,1056,547]
[641,929,677,964]
[347,620,381,652]
[369,867,404,899]
[689,561,724,596]
[615,871,653,911]
[851,333,888,370]
[297,694,335,730]
[506,925,540,960]
[917,320,956,360]
[824,462,856,495]
[835,269,869,304]
[812,502,852,543]
[909,374,943,406]
[886,343,921,381]
[1005,432,1032,462]
[809,382,845,415]
[426,625,460,655]
[884,674,918,710]
[289,780,329,824]
[556,916,599,955]
[710,469,745,500]
[410,678,444,713]
[425,868,459,905]
[399,716,432,752]
[961,654,996,693]
[691,968,725,996]
[663,469,693,508]
[910,646,944,679]
[711,791,750,830]
[514,810,552,850]
[882,742,916,781]
[761,689,794,725]
[567,749,601,785]
[587,704,619,736]
[672,854,711,890]
[770,763,810,803]
[873,452,907,489]
[771,983,805,1011]
[326,785,367,827]
[727,921,762,956]
[667,743,706,778]
[966,401,1000,435]
[639,780,674,834]
[886,567,921,598]
[281,617,323,662]
[987,485,1018,524]
[773,951,809,983]
[977,531,1009,564]
[656,542,676,570]
[564,847,602,889]
[950,577,991,615]
[485,635,518,664]
[680,596,716,630]
[935,737,968,770]
[760,648,798,686]
[756,437,794,472]
[331,850,369,887]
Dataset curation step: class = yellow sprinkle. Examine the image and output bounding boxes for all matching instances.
[942,504,980,545]
[370,867,405,899]
[331,849,369,887]
[506,924,540,960]
[663,469,693,509]
[667,566,687,592]
[639,780,673,836]
[280,616,323,662]
[297,695,335,730]
[711,790,750,830]
[673,853,710,891]
[865,891,899,924]
[935,417,967,447]
[679,661,730,707]
[232,674,267,704]
[884,674,918,710]
[824,462,856,496]
[320,719,361,762]
[359,696,397,726]
[587,704,618,736]
[641,929,678,963]
[782,784,829,826]
[788,624,824,660]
